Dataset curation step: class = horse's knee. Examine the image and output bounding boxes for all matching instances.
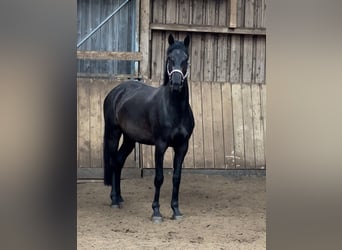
[154,175,164,187]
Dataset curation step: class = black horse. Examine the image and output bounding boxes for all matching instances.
[103,34,194,223]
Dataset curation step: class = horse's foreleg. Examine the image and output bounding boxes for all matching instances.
[151,141,167,223]
[171,141,188,220]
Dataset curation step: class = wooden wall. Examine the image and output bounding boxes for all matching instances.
[77,0,266,176]
[141,0,266,169]
[77,78,137,172]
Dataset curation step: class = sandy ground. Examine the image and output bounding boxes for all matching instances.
[77,173,266,249]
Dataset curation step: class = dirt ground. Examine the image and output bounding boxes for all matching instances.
[77,172,266,249]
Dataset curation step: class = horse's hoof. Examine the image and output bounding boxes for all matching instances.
[110,203,122,208]
[151,216,163,224]
[172,214,183,220]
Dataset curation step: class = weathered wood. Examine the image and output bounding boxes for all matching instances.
[184,80,194,168]
[231,83,245,168]
[78,79,91,168]
[218,0,228,26]
[260,83,266,160]
[178,0,190,25]
[221,83,235,168]
[140,0,150,80]
[229,0,237,28]
[243,36,254,83]
[242,83,255,168]
[201,82,214,168]
[89,79,102,168]
[216,34,229,82]
[252,84,265,168]
[191,81,204,168]
[203,34,215,81]
[190,33,202,81]
[77,73,140,79]
[230,35,241,83]
[150,23,266,35]
[192,0,204,25]
[77,51,143,61]
[212,83,225,168]
[255,36,266,83]
[245,0,255,28]
[166,0,177,24]
[151,32,163,81]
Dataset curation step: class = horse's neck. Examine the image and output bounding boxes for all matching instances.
[162,80,190,111]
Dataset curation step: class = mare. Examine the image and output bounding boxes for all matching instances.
[103,34,194,223]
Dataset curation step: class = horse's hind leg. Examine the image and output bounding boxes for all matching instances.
[110,135,135,207]
[103,125,123,207]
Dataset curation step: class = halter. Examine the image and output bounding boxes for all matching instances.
[167,63,190,81]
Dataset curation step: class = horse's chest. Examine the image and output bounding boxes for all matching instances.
[169,126,189,146]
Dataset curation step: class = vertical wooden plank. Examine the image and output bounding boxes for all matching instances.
[212,83,225,168]
[166,0,177,24]
[140,0,150,80]
[260,84,266,159]
[221,82,235,168]
[231,83,245,168]
[89,79,102,168]
[255,36,266,84]
[205,0,216,25]
[203,34,215,82]
[230,35,241,83]
[78,79,91,168]
[229,0,237,28]
[243,36,254,83]
[184,80,194,168]
[256,0,266,28]
[244,0,255,83]
[190,33,202,81]
[242,83,255,168]
[201,82,214,168]
[252,84,265,168]
[192,0,204,25]
[142,145,154,168]
[218,0,228,26]
[191,81,204,168]
[178,0,190,24]
[151,32,163,81]
[152,0,163,23]
[245,0,255,28]
[216,34,229,82]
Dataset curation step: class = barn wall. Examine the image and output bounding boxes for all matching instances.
[141,0,266,169]
[77,78,137,172]
[77,0,266,175]
[77,0,137,75]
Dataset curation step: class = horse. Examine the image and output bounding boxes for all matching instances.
[103,34,194,223]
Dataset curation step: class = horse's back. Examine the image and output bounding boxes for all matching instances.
[103,80,158,143]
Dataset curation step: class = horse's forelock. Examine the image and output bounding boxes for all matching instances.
[167,41,188,56]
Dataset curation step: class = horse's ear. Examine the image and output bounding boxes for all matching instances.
[168,34,175,45]
[184,35,190,48]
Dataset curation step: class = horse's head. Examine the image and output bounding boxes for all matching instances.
[165,34,190,92]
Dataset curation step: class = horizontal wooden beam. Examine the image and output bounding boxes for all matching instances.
[77,73,141,79]
[77,51,143,61]
[150,23,266,36]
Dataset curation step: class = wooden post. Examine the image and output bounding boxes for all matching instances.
[229,0,237,28]
[140,0,150,80]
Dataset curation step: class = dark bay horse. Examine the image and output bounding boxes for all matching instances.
[103,34,194,223]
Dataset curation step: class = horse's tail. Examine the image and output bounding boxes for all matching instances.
[103,120,113,186]
[103,92,115,186]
